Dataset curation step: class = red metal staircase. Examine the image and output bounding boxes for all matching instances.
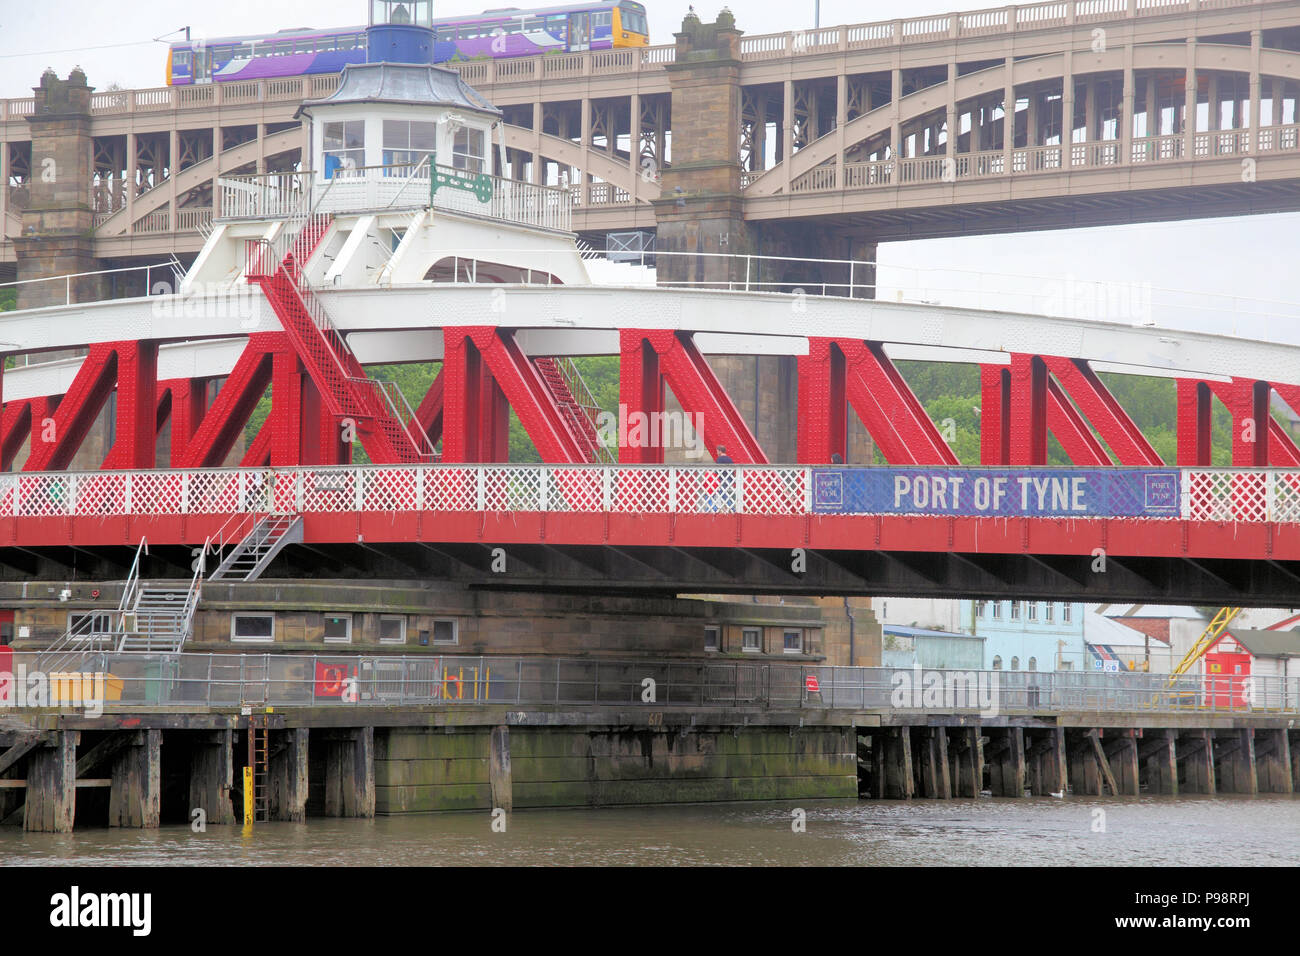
[246,214,435,464]
[533,357,613,464]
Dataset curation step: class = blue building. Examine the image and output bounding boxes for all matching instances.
[959,600,1088,672]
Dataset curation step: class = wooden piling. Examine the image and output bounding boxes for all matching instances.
[269,727,309,821]
[108,729,161,828]
[24,731,78,832]
[189,729,237,825]
[323,727,375,818]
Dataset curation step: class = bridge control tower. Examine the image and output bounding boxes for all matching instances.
[366,0,435,66]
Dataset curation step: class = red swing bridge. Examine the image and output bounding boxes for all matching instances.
[5,221,1300,606]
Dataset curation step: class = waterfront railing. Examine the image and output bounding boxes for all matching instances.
[2,651,1296,715]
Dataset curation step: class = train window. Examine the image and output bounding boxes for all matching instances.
[436,26,456,42]
[294,39,315,54]
[593,12,611,27]
[453,127,486,173]
[620,6,647,34]
[232,43,252,59]
[174,51,190,67]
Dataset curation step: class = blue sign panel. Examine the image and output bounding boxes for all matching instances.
[811,469,1181,518]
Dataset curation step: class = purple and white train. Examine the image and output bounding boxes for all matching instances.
[166,2,649,85]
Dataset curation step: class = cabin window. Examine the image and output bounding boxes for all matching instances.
[704,626,719,651]
[324,614,352,644]
[231,613,274,643]
[383,120,436,172]
[432,618,458,645]
[783,630,803,654]
[742,627,761,652]
[379,615,407,644]
[324,120,366,177]
[452,127,486,173]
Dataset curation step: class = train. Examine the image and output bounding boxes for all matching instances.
[166,1,649,85]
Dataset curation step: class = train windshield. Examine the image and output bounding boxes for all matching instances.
[618,2,647,35]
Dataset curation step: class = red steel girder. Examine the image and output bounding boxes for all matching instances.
[1041,357,1162,465]
[1046,378,1110,466]
[443,328,585,463]
[799,338,954,465]
[0,397,55,471]
[980,365,1012,465]
[620,329,766,464]
[156,378,208,467]
[173,335,281,469]
[415,368,444,449]
[24,340,158,472]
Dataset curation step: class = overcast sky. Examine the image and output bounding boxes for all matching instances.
[1,0,1297,338]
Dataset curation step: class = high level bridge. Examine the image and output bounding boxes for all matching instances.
[5,0,1300,281]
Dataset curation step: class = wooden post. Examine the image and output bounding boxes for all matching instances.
[24,730,78,832]
[489,725,512,813]
[108,729,161,828]
[190,729,236,825]
[1253,728,1293,794]
[269,727,309,822]
[1178,730,1216,794]
[1103,730,1140,796]
[1139,729,1178,795]
[324,727,375,818]
[1087,730,1119,795]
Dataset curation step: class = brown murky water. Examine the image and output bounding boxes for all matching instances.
[1,794,1298,866]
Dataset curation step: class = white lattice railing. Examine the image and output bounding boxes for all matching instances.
[4,465,1300,523]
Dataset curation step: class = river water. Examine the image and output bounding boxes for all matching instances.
[2,794,1298,866]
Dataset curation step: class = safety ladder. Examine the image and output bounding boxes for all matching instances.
[249,713,271,824]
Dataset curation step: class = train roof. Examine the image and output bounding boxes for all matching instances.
[169,1,640,47]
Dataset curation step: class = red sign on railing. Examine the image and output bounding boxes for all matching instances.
[314,661,357,699]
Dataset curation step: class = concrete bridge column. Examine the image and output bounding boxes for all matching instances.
[985,727,1026,797]
[268,727,309,821]
[24,730,78,832]
[1254,728,1293,794]
[322,727,375,818]
[1062,54,1075,149]
[1250,31,1263,152]
[1121,50,1134,167]
[1002,58,1014,166]
[1177,729,1216,794]
[14,69,104,310]
[1184,39,1198,158]
[189,729,237,825]
[892,66,903,160]
[945,63,957,162]
[125,131,137,233]
[108,729,161,828]
[1139,728,1178,795]
[1213,729,1258,794]
[531,101,543,184]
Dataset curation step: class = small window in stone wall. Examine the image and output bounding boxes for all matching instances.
[704,626,719,651]
[742,627,761,652]
[231,613,274,643]
[379,615,407,644]
[783,630,803,654]
[324,614,352,644]
[432,618,458,644]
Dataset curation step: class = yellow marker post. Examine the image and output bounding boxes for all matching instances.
[243,766,254,829]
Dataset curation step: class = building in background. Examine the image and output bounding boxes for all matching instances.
[880,624,984,670]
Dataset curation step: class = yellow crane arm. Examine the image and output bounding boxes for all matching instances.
[1168,607,1239,684]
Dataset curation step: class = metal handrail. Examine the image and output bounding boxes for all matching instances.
[8,651,1298,715]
